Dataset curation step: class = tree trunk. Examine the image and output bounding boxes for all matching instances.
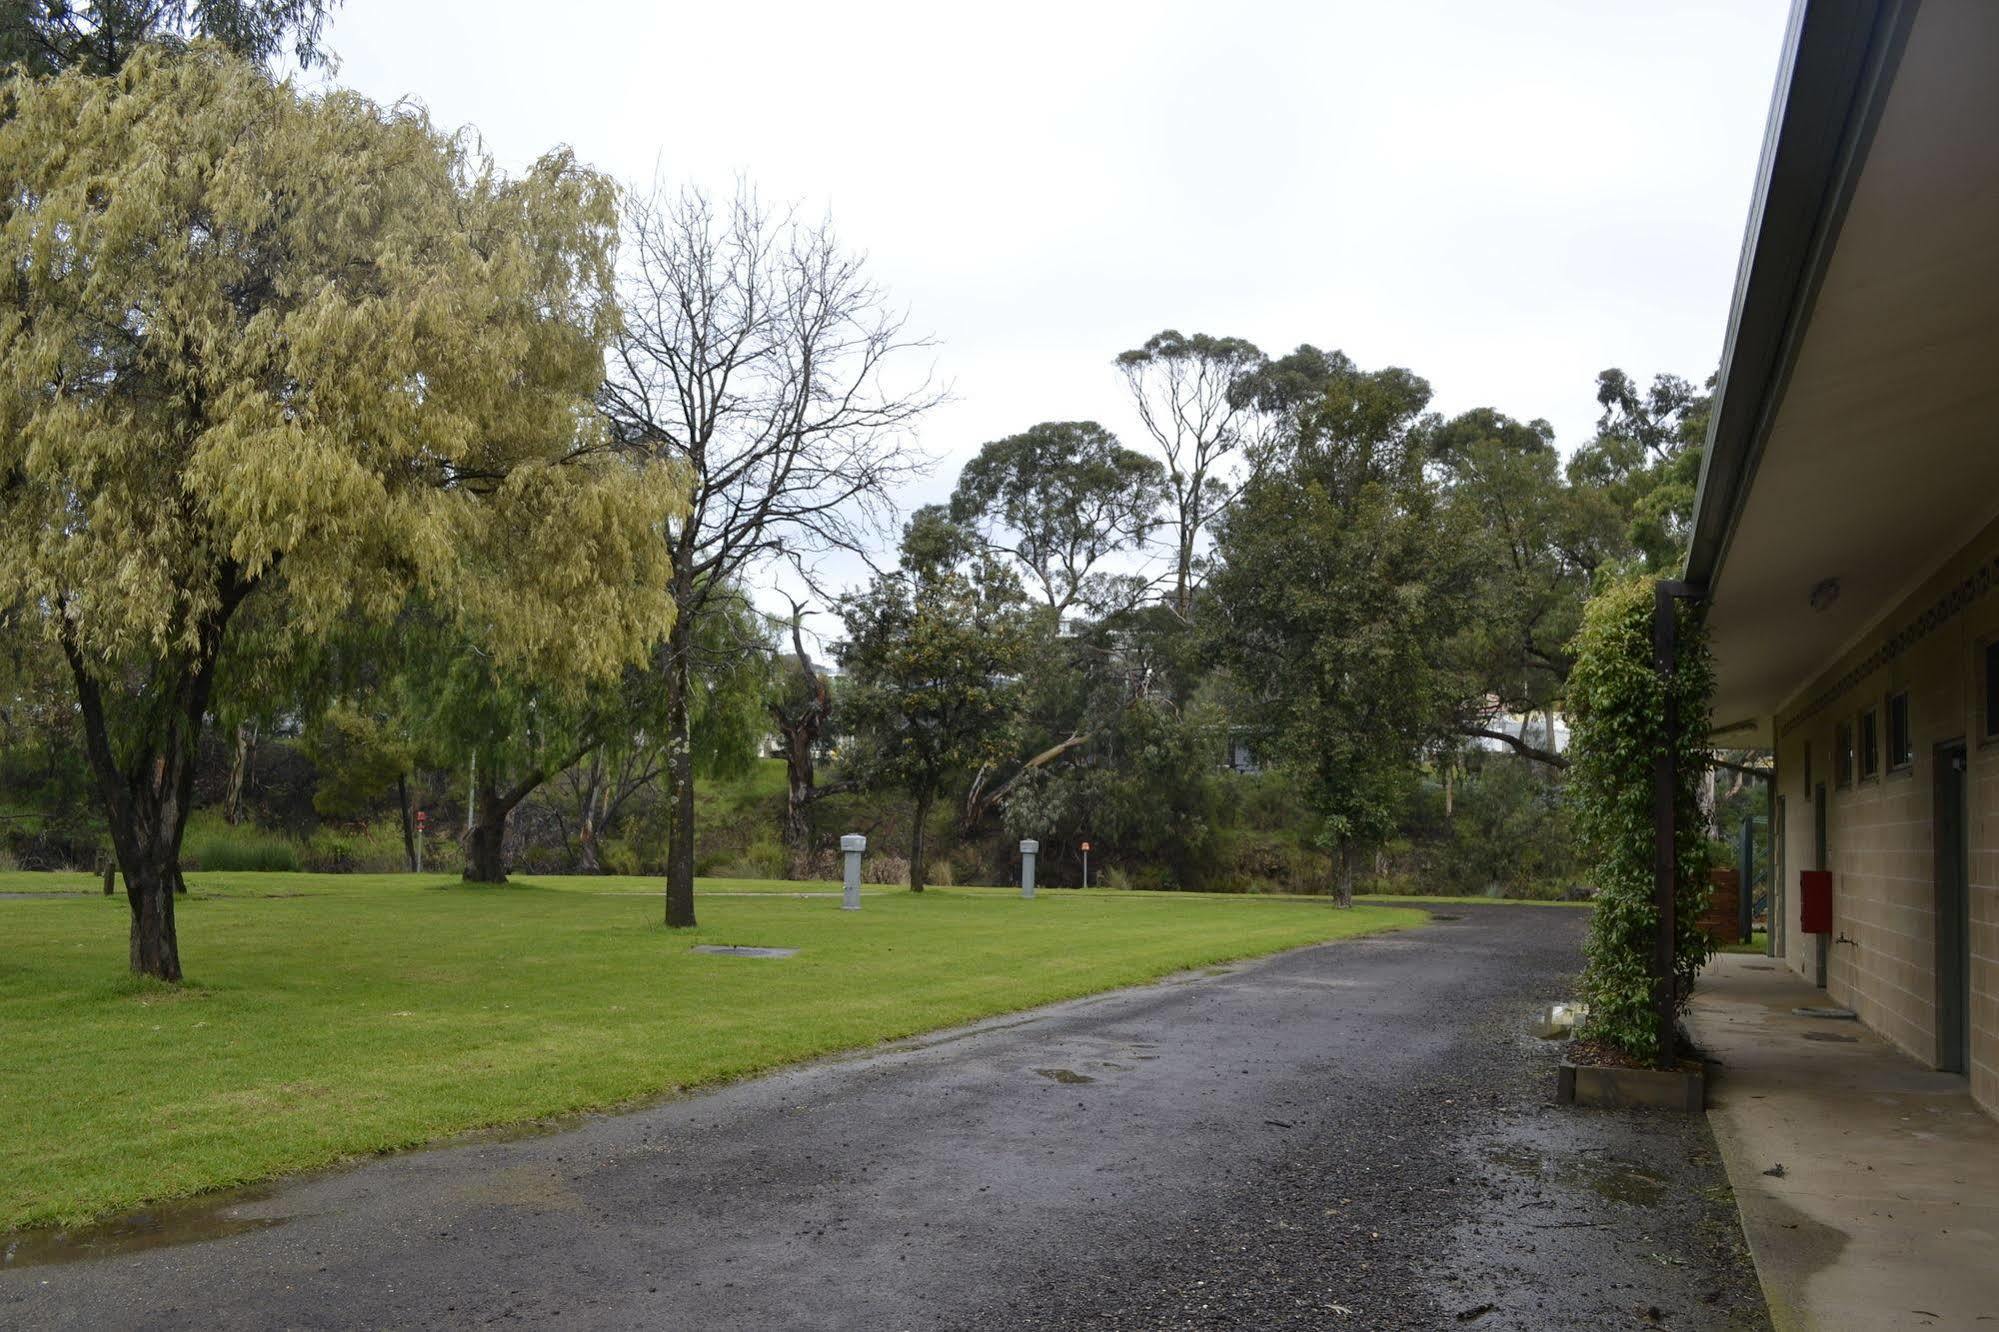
[1333,845,1356,909]
[463,769,508,884]
[223,721,256,825]
[909,788,933,893]
[397,772,417,872]
[576,754,606,874]
[663,621,697,928]
[782,726,814,877]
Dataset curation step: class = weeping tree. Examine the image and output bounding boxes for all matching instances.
[0,0,340,77]
[600,178,940,929]
[0,50,680,977]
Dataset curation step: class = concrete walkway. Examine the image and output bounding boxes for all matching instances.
[1689,953,1999,1330]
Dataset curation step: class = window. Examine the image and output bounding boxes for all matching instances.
[1835,719,1855,787]
[1859,709,1879,780]
[1888,692,1912,771]
[1986,641,1999,740]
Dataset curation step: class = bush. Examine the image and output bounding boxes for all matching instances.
[181,815,301,873]
[864,853,910,886]
[1568,577,1715,1063]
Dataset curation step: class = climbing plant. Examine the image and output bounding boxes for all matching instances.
[1567,577,1716,1063]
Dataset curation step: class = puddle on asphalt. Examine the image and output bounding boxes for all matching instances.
[1486,1147,1667,1206]
[1032,1067,1096,1085]
[1,1186,287,1269]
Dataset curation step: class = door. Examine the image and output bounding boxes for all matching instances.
[1774,794,1787,958]
[1936,743,1970,1074]
[1813,782,1829,987]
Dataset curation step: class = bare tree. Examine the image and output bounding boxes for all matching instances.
[601,179,939,928]
[1114,331,1266,616]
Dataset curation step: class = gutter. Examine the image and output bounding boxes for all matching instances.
[1683,0,1920,590]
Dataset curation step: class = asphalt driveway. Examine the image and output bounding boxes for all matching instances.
[1,904,1766,1330]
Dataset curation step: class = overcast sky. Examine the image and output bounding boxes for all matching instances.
[317,0,1793,598]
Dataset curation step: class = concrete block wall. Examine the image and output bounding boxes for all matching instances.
[1771,516,1999,1113]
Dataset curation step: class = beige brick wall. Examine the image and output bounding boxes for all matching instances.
[1773,516,1999,1112]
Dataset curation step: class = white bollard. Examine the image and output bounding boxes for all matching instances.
[1020,839,1038,899]
[840,834,866,910]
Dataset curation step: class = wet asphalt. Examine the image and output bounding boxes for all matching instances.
[0,904,1767,1330]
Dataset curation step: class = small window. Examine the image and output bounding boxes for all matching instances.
[1835,719,1855,787]
[1887,692,1912,771]
[1859,709,1879,780]
[1986,641,1999,739]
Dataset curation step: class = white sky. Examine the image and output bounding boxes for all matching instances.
[318,0,1793,605]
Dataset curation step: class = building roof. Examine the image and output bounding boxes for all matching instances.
[1685,0,1999,740]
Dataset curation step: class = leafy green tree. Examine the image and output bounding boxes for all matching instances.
[1430,407,1584,764]
[0,51,679,975]
[1206,355,1480,902]
[948,421,1166,614]
[0,0,339,75]
[1115,331,1267,616]
[837,510,1031,892]
[1565,368,1713,574]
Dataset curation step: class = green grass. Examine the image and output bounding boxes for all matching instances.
[0,870,1420,1232]
[1719,930,1769,955]
[1355,892,1592,908]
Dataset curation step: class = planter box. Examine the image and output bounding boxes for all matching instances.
[1557,1059,1705,1112]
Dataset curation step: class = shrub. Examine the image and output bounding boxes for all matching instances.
[1568,577,1715,1064]
[181,815,301,873]
[864,853,910,887]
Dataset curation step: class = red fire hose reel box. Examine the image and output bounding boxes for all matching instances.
[1800,870,1833,934]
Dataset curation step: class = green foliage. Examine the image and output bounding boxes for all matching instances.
[1567,577,1715,1062]
[300,701,412,820]
[1207,351,1481,898]
[0,0,340,77]
[836,519,1033,887]
[1565,370,1714,575]
[1411,756,1578,897]
[181,813,301,872]
[948,421,1166,613]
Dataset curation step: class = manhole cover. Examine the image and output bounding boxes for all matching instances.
[1802,1032,1858,1043]
[1792,1006,1858,1020]
[1744,963,1776,970]
[690,945,798,959]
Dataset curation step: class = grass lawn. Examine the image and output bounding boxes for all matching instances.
[1719,930,1770,955]
[0,871,1420,1232]
[1355,893,1592,909]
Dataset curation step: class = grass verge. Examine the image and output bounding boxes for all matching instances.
[1,872,1419,1231]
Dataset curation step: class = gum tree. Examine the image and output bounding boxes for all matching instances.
[0,50,680,978]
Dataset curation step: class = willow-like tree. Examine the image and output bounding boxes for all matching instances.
[0,50,680,978]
